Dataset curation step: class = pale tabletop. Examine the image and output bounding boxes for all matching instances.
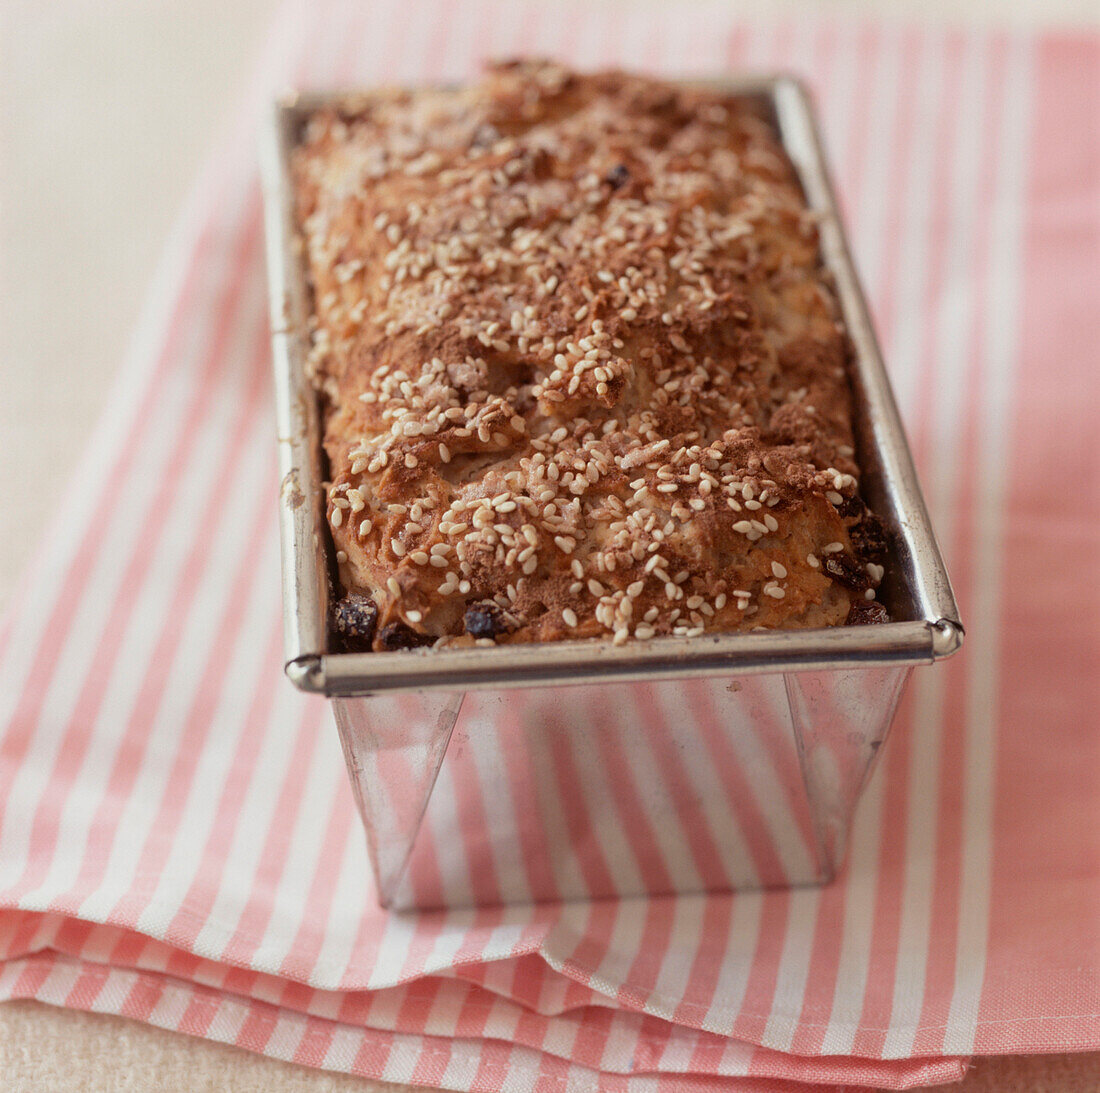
[2,1,1098,1090]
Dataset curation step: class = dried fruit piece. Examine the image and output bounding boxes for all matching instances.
[331,594,378,650]
[845,600,889,626]
[849,511,890,562]
[836,495,866,520]
[376,622,434,650]
[605,163,630,189]
[823,551,871,592]
[464,601,511,640]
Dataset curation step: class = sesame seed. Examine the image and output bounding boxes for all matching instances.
[406,609,423,622]
[771,561,788,579]
[824,542,845,554]
[562,608,578,628]
[391,538,406,556]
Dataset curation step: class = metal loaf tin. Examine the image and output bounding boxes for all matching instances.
[260,76,963,909]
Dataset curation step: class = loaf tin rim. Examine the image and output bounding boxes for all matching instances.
[260,74,963,697]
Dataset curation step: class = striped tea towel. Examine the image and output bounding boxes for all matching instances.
[1,1,1099,1089]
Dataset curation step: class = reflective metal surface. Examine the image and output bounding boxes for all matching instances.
[261,76,964,908]
[335,666,912,908]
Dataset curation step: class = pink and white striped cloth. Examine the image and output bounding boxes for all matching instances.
[2,1,1098,1089]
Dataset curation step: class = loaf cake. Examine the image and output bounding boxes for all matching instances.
[290,61,890,651]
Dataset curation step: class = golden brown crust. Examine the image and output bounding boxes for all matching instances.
[291,61,886,650]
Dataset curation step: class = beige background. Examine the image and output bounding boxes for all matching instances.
[2,1,1099,1089]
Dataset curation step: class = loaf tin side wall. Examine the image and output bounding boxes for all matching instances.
[332,664,911,909]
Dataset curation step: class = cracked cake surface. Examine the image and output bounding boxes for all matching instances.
[290,61,890,651]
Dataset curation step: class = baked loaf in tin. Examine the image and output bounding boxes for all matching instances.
[291,61,889,651]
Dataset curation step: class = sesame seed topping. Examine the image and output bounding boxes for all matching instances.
[300,64,882,646]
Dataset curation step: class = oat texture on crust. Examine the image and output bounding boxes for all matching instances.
[291,61,890,651]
